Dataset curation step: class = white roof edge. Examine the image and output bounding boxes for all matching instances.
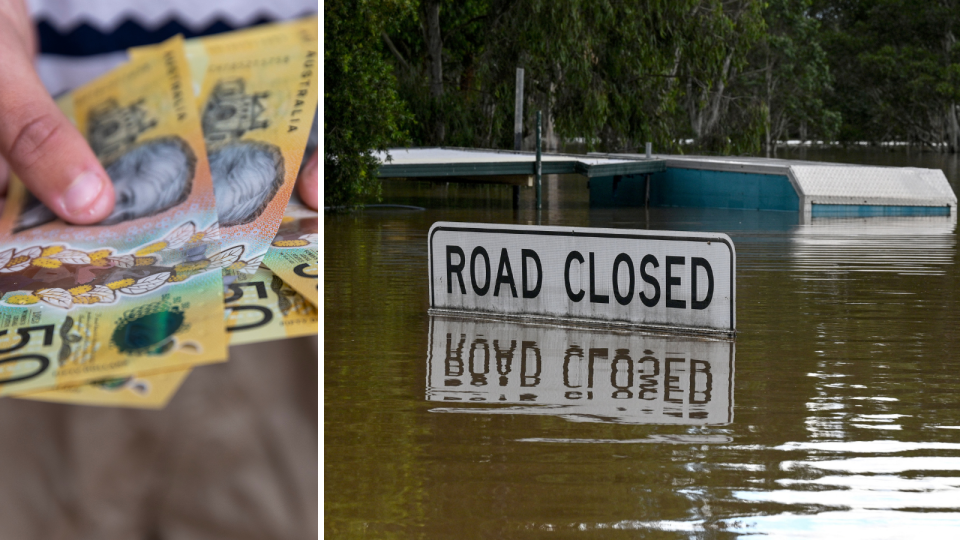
[662,158,792,176]
[610,152,957,208]
[375,147,664,166]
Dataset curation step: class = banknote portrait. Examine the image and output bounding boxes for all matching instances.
[208,140,284,227]
[202,78,284,228]
[100,136,196,225]
[13,100,197,232]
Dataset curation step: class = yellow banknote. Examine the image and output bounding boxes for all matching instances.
[32,264,317,407]
[0,37,233,396]
[17,369,191,409]
[262,199,318,306]
[198,28,318,276]
[130,17,317,94]
[19,263,316,407]
[185,17,317,87]
[225,266,317,345]
[131,18,319,275]
[20,265,317,408]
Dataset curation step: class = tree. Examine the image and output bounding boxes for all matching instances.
[751,0,839,155]
[675,0,766,154]
[814,0,960,151]
[383,0,497,147]
[324,0,413,207]
[326,0,847,186]
[383,1,763,152]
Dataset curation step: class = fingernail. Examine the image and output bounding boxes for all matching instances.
[63,171,105,216]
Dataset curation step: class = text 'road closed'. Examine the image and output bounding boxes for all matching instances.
[429,223,735,336]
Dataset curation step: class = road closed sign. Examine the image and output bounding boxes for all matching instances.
[428,222,735,337]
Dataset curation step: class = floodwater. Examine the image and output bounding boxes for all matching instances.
[325,148,960,538]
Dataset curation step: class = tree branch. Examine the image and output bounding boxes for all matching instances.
[381,31,410,72]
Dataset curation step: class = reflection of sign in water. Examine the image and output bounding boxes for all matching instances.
[426,316,734,425]
[429,222,735,337]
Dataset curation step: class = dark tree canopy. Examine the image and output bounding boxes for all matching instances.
[812,0,960,150]
[323,0,959,205]
[324,0,413,207]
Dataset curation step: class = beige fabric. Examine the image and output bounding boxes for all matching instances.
[0,336,318,540]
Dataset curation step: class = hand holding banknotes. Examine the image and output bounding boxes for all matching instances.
[0,0,318,223]
[0,16,319,401]
[0,5,319,537]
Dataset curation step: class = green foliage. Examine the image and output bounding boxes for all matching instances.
[380,0,837,155]
[742,0,840,153]
[322,0,960,194]
[324,0,414,208]
[813,0,960,148]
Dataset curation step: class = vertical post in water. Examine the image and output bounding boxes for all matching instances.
[536,110,542,211]
[645,174,651,207]
[513,68,524,209]
[644,142,652,210]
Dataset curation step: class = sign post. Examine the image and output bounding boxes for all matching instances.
[428,222,736,338]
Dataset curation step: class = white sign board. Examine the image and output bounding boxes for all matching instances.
[426,316,734,425]
[428,222,735,336]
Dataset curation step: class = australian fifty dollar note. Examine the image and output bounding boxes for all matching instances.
[131,17,319,277]
[225,265,317,345]
[263,197,318,306]
[19,266,318,408]
[0,37,242,396]
[18,369,191,409]
[17,268,318,409]
[32,22,324,409]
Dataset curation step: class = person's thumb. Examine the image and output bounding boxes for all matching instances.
[0,49,114,224]
[297,149,318,210]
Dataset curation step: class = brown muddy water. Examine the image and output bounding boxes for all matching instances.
[325,148,960,539]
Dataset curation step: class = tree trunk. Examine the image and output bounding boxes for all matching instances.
[943,28,956,152]
[543,106,557,151]
[703,52,734,137]
[690,50,734,147]
[381,31,410,72]
[544,79,558,151]
[764,55,772,158]
[688,78,703,140]
[773,114,788,157]
[948,103,960,153]
[425,1,443,98]
[424,0,444,142]
[482,100,496,147]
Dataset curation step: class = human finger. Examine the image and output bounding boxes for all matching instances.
[296,149,318,210]
[0,12,114,224]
